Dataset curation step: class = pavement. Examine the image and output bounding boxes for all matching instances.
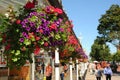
[52,69,77,80]
[35,65,120,80]
[85,69,105,80]
[85,68,120,80]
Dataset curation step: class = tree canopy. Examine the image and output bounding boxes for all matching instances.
[90,37,112,61]
[97,4,120,49]
[112,50,120,61]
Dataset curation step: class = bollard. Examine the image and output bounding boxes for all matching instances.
[76,59,79,80]
[69,57,73,80]
[55,48,60,80]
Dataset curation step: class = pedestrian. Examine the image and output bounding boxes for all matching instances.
[95,65,102,80]
[36,64,41,74]
[78,62,83,80]
[103,63,113,80]
[63,64,68,77]
[60,70,64,80]
[45,63,52,80]
[41,61,45,74]
[60,63,64,80]
[78,69,83,80]
[35,64,42,80]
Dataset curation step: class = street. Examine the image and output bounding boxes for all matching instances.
[85,65,120,80]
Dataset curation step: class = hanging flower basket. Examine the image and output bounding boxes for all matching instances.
[0,0,69,68]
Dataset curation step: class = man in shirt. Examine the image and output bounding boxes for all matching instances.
[103,63,113,80]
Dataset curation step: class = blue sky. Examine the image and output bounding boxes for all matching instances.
[62,0,120,56]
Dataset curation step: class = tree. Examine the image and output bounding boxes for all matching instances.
[90,37,112,61]
[112,50,120,62]
[97,5,120,50]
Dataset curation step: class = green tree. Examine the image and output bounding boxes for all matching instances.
[90,37,112,61]
[97,5,120,50]
[112,50,120,61]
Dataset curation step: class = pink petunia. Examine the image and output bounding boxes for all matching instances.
[55,8,63,14]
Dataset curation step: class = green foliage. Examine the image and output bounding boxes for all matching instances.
[0,14,10,43]
[97,4,120,47]
[0,14,10,33]
[112,50,120,61]
[90,37,112,61]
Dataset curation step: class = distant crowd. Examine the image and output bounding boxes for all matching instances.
[89,61,118,80]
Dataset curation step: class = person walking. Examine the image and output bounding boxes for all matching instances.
[41,62,45,74]
[60,63,64,80]
[35,64,42,80]
[103,63,113,80]
[78,62,83,80]
[95,65,102,80]
[45,63,52,80]
[60,70,64,80]
[63,64,68,77]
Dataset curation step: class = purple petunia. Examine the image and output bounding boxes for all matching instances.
[59,28,64,32]
[22,32,28,38]
[19,38,24,42]
[26,27,31,31]
[40,13,45,16]
[29,12,37,16]
[29,22,35,27]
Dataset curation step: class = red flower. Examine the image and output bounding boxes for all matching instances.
[5,44,11,50]
[67,28,71,32]
[24,1,35,9]
[35,36,40,41]
[44,42,48,47]
[49,23,57,30]
[68,35,77,45]
[39,29,43,33]
[55,8,63,14]
[44,6,55,14]
[34,46,40,55]
[16,19,21,24]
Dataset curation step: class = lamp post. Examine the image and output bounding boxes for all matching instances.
[69,57,73,80]
[55,48,60,80]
